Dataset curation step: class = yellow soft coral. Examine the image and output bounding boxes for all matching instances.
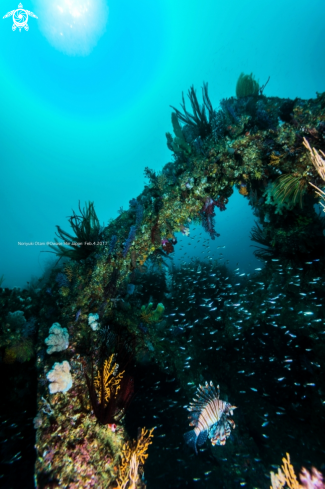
[269,453,325,489]
[270,453,300,488]
[116,427,154,489]
[94,355,124,405]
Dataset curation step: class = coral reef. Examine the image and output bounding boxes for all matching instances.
[18,76,325,488]
[1,310,37,363]
[166,112,192,157]
[270,453,325,489]
[44,322,69,354]
[304,137,325,210]
[140,302,165,323]
[3,337,34,363]
[116,427,154,489]
[47,361,73,394]
[6,310,26,328]
[88,312,100,331]
[85,354,134,425]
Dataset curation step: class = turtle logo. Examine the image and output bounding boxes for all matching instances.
[3,3,38,32]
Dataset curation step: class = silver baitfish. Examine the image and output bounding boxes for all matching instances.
[184,381,236,453]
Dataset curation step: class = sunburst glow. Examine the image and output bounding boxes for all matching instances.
[33,0,109,56]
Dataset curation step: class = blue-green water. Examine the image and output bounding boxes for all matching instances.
[1,0,324,287]
[1,1,325,488]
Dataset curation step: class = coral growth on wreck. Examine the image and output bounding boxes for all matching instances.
[25,75,325,488]
[116,427,154,489]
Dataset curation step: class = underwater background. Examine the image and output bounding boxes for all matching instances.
[1,0,325,488]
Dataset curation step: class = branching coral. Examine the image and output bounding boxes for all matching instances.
[116,427,154,489]
[304,137,325,211]
[85,354,133,424]
[94,355,124,405]
[270,453,325,489]
[304,137,325,181]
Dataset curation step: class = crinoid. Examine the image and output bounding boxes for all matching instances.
[47,201,102,261]
[273,174,307,209]
[170,82,214,140]
[236,72,259,98]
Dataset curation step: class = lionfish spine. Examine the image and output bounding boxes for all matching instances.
[196,398,222,433]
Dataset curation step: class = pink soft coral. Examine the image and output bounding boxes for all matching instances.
[299,467,325,489]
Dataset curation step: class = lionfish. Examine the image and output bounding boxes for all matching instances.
[184,381,236,453]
